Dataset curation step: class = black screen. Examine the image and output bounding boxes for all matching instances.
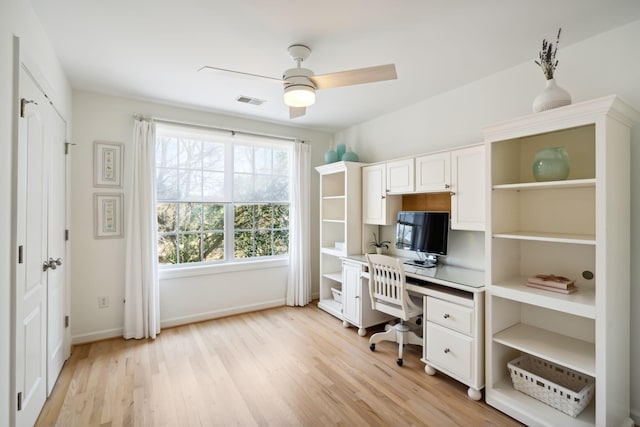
[396,211,449,255]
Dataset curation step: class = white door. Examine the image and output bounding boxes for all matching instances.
[450,145,485,231]
[362,164,386,225]
[46,104,67,395]
[386,158,414,194]
[415,152,451,192]
[16,66,49,427]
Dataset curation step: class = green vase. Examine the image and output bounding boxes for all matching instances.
[532,147,570,182]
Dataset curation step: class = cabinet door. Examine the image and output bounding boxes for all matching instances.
[386,158,414,194]
[451,145,484,231]
[342,262,361,325]
[415,152,451,192]
[362,164,400,225]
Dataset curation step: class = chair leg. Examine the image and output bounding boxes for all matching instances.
[397,329,405,365]
[369,326,398,345]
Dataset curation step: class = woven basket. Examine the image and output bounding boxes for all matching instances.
[508,355,594,418]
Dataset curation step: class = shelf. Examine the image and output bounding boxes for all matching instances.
[492,231,595,245]
[323,272,343,283]
[317,299,342,318]
[493,178,595,191]
[322,219,345,223]
[491,278,595,319]
[321,247,345,257]
[493,323,595,376]
[322,195,345,200]
[488,377,595,427]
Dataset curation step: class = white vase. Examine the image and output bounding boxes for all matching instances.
[532,78,571,113]
[375,247,382,255]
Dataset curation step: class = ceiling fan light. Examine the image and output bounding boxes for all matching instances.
[284,85,316,107]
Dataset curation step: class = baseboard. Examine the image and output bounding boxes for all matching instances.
[70,299,287,345]
[71,327,123,345]
[160,298,286,329]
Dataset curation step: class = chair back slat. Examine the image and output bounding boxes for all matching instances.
[366,254,413,321]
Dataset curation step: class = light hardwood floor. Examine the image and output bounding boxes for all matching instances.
[36,304,522,426]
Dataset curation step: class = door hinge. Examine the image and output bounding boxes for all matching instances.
[18,245,23,264]
[65,141,76,154]
[17,392,22,411]
[20,98,37,118]
[65,229,69,241]
[65,315,70,328]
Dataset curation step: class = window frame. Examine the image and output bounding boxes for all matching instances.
[155,123,292,270]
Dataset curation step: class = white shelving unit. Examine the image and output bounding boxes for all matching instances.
[316,161,366,319]
[484,96,639,426]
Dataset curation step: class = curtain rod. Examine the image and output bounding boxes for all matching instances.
[132,114,303,143]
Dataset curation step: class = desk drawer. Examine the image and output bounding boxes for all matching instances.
[426,322,473,380]
[426,296,473,336]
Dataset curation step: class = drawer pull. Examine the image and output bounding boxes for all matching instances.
[444,348,451,354]
[443,313,450,319]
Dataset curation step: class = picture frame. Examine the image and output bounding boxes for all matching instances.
[94,141,124,188]
[94,193,124,239]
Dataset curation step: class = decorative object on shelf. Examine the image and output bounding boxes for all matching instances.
[341,148,359,162]
[331,287,342,303]
[336,143,346,159]
[532,28,571,113]
[508,355,594,418]
[369,233,390,254]
[526,274,576,294]
[324,141,338,164]
[532,146,570,181]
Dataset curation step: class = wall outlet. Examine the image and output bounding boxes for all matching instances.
[98,296,109,308]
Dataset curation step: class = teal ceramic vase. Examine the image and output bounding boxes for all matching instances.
[336,144,346,160]
[341,149,359,162]
[532,146,570,181]
[324,148,338,164]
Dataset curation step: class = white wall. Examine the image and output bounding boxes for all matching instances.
[70,91,329,343]
[0,1,72,425]
[335,20,640,421]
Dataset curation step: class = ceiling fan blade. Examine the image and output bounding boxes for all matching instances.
[310,64,397,90]
[289,106,306,119]
[198,66,283,83]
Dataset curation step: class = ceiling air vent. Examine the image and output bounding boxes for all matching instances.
[236,96,265,106]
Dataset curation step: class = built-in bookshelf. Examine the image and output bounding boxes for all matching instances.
[484,96,639,426]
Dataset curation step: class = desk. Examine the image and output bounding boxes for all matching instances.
[343,255,485,400]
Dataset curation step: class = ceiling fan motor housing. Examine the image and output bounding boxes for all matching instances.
[283,67,316,90]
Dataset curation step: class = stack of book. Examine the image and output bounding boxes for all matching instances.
[526,274,577,294]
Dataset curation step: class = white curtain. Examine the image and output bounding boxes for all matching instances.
[286,141,312,306]
[124,119,160,339]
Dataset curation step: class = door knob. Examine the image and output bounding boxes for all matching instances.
[42,257,62,271]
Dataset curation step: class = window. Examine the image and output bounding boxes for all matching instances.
[155,123,291,266]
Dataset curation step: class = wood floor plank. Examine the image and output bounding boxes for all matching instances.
[36,304,522,426]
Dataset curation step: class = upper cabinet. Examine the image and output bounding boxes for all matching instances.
[386,158,415,194]
[415,151,451,192]
[362,163,401,225]
[450,145,485,231]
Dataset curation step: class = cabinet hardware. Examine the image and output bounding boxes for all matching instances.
[17,392,22,411]
[443,313,450,319]
[444,348,450,354]
[444,184,450,189]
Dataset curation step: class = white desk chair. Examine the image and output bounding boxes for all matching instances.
[366,254,423,366]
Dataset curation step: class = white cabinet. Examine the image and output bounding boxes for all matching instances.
[420,287,484,401]
[342,259,394,336]
[415,151,451,192]
[316,161,365,319]
[362,163,401,225]
[450,145,485,231]
[484,96,638,426]
[386,158,414,194]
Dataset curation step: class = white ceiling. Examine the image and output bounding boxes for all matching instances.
[30,0,640,132]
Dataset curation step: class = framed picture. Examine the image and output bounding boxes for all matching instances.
[94,141,124,188]
[94,193,124,239]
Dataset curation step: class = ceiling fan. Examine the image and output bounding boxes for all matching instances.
[199,44,397,119]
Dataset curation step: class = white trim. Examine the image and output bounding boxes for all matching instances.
[71,327,124,345]
[159,257,288,280]
[160,299,285,329]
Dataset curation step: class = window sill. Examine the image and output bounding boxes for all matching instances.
[159,257,289,280]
